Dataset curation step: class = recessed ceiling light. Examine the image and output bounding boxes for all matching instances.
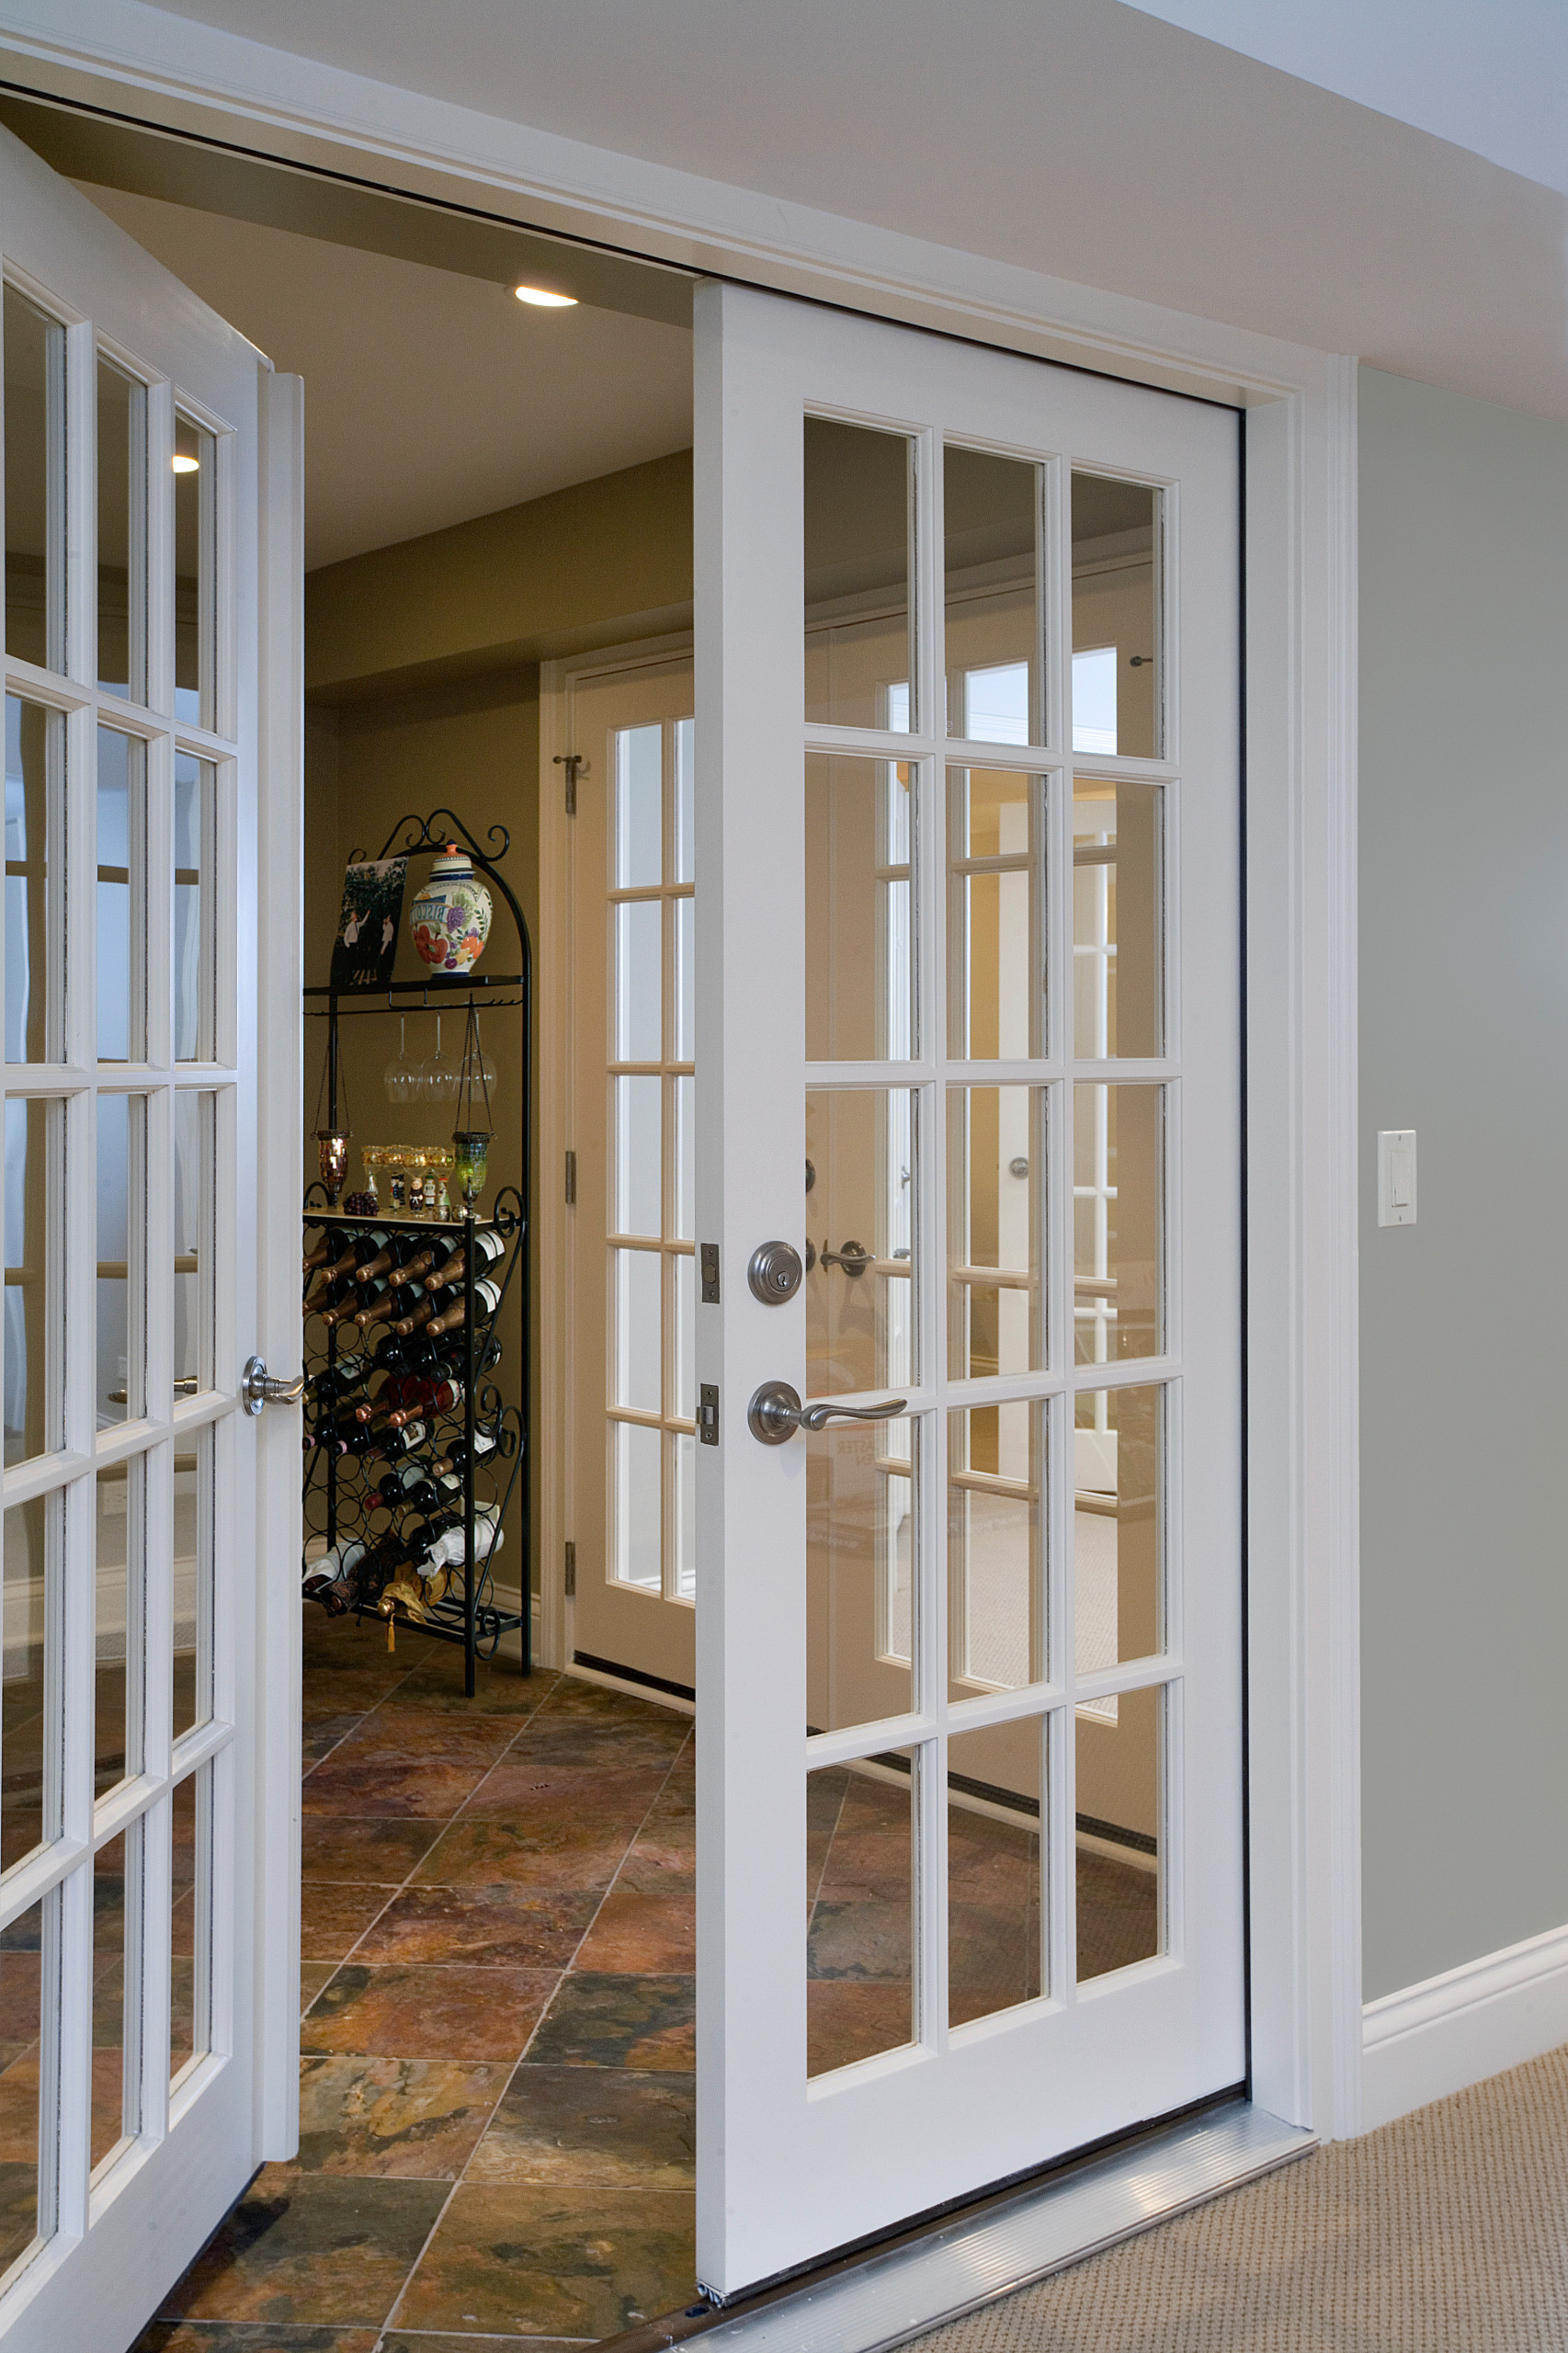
[171,453,199,473]
[514,285,577,309]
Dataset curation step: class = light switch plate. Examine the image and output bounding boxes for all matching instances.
[1378,1129,1416,1227]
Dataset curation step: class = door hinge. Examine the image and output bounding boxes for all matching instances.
[553,752,585,815]
[699,1383,720,1446]
[564,1150,576,1206]
[563,1540,576,1597]
[700,1242,721,1303]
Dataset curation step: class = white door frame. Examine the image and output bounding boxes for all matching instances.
[0,10,1361,2146]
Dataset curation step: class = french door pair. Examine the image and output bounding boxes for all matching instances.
[0,121,1240,2337]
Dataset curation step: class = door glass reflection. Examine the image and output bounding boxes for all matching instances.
[173,1424,213,1742]
[805,755,914,1061]
[808,1419,914,1733]
[948,767,1040,1060]
[173,1091,210,1396]
[611,1419,661,1590]
[805,1088,915,1399]
[807,1749,916,2076]
[804,417,915,733]
[5,1098,61,1467]
[948,1400,1043,1695]
[173,754,215,1062]
[944,447,1042,745]
[948,1086,1042,1379]
[5,287,63,673]
[97,729,147,1063]
[2,1497,53,1871]
[1076,1683,1161,1981]
[0,1891,47,2279]
[170,1765,210,2081]
[91,1828,136,2173]
[97,358,146,703]
[1074,778,1162,1059]
[97,1091,145,1427]
[1074,1383,1164,1674]
[173,415,216,728]
[96,1461,138,1797]
[1071,473,1161,760]
[6,697,62,1066]
[949,1720,1043,2027]
[1074,1084,1163,1363]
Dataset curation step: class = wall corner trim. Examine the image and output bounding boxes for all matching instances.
[1361,1921,1568,2132]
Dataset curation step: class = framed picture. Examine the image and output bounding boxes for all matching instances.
[330,857,408,991]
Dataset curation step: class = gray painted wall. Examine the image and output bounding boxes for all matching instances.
[1359,364,1568,2000]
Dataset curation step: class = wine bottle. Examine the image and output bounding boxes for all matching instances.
[369,1466,461,1516]
[301,1539,366,1597]
[385,1248,437,1293]
[426,1279,501,1340]
[373,1419,429,1463]
[426,1518,504,1572]
[374,1326,476,1376]
[303,1272,359,1319]
[423,1231,506,1291]
[323,1278,389,1332]
[310,1230,389,1287]
[354,1232,429,1287]
[309,1352,369,1404]
[379,1381,465,1431]
[389,1294,442,1339]
[433,1428,500,1475]
[301,1228,336,1273]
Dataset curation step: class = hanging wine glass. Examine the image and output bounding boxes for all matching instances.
[419,1014,460,1106]
[383,1016,418,1106]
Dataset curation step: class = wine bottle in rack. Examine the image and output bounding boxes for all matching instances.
[302,1229,338,1273]
[373,1418,430,1463]
[423,1230,506,1291]
[303,1272,360,1319]
[305,1230,389,1285]
[323,1279,391,1331]
[354,1232,431,1287]
[434,1428,499,1475]
[369,1464,461,1515]
[425,1279,502,1340]
[384,1246,437,1294]
[302,1538,367,1597]
[352,1284,414,1334]
[310,1352,369,1404]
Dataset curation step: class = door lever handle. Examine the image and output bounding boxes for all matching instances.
[241,1356,306,1416]
[747,1380,907,1446]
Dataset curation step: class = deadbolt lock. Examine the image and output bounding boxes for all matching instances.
[747,1239,803,1305]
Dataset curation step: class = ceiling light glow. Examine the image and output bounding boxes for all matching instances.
[171,453,200,473]
[514,285,577,309]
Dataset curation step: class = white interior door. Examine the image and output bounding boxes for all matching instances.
[695,283,1242,2294]
[562,651,698,1691]
[0,128,300,2347]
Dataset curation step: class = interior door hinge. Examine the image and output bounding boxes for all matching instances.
[563,1540,576,1597]
[564,1150,576,1206]
[553,752,585,815]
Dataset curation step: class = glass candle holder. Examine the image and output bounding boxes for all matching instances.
[316,1130,350,1205]
[452,1130,491,1211]
[361,1147,381,1204]
[386,1152,408,1213]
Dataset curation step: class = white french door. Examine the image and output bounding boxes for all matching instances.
[562,652,698,1691]
[0,129,298,2347]
[694,284,1242,2294]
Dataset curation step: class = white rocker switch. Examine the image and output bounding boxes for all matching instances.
[1377,1129,1416,1227]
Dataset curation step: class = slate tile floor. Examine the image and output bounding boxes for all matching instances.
[131,1612,699,2353]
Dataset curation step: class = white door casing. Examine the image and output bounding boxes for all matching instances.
[0,123,301,2350]
[695,280,1242,2294]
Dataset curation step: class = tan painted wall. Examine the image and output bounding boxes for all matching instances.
[303,450,694,1609]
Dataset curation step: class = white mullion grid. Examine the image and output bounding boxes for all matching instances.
[145,381,175,726]
[660,719,678,1601]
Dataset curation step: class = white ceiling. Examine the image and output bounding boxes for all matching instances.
[106,0,1568,427]
[79,184,692,572]
[1127,0,1568,196]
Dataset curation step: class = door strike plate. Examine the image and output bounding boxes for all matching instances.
[700,1243,721,1304]
[698,1383,720,1446]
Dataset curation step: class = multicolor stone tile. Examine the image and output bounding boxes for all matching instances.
[806,1980,914,2076]
[300,1964,558,2063]
[390,2180,696,2339]
[301,1755,500,1821]
[468,2065,694,2190]
[410,1814,650,1895]
[380,2336,587,2353]
[154,2168,449,2326]
[294,2054,508,2178]
[300,1815,445,1884]
[570,1890,695,1975]
[300,1883,392,1964]
[300,1963,336,2020]
[391,1656,560,1718]
[457,1759,668,1829]
[526,1974,695,2073]
[355,1884,599,1970]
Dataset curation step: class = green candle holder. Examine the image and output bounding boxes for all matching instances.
[452,1130,492,1211]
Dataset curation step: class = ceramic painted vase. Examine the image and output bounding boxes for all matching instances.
[410,846,493,975]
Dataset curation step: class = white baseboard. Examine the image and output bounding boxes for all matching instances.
[1362,1919,1568,2131]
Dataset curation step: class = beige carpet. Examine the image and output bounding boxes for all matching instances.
[906,2047,1568,2350]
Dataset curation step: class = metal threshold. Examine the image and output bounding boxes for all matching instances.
[617,2099,1313,2353]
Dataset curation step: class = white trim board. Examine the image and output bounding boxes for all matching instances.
[0,9,1365,2148]
[1362,1925,1568,2133]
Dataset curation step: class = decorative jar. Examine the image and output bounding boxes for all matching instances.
[410,846,493,975]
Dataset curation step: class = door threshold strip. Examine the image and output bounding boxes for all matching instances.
[614,2098,1313,2353]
